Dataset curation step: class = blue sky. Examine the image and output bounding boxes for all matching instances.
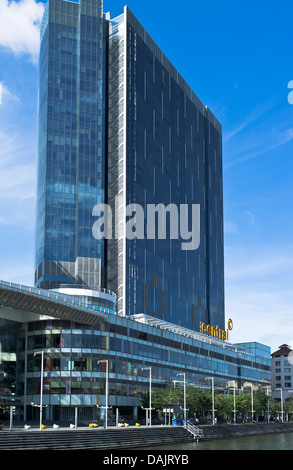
[0,0,293,352]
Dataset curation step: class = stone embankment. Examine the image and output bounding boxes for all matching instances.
[0,425,194,450]
[0,423,293,450]
[200,422,293,441]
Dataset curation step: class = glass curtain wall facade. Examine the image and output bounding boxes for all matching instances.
[35,0,224,335]
[0,282,271,423]
[35,0,108,291]
[109,9,224,331]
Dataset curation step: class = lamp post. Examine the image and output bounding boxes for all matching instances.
[141,406,149,426]
[205,377,215,425]
[175,372,188,425]
[287,390,293,422]
[142,367,153,426]
[97,360,111,429]
[232,386,238,425]
[250,383,255,423]
[32,350,59,428]
[228,386,242,424]
[262,386,270,424]
[276,388,284,423]
[33,350,44,429]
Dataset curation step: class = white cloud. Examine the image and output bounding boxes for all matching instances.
[225,244,293,281]
[0,81,20,105]
[224,123,293,170]
[223,100,276,144]
[0,259,35,286]
[225,243,293,352]
[226,284,293,354]
[224,220,238,235]
[0,129,36,232]
[0,0,45,63]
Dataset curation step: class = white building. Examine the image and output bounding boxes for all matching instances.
[271,344,293,401]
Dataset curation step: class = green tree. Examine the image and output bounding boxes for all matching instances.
[235,392,251,421]
[283,397,293,421]
[215,393,234,422]
[253,390,269,420]
[140,384,182,414]
[140,385,288,424]
[186,387,211,420]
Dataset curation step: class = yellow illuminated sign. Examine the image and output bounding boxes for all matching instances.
[227,319,233,331]
[199,319,233,342]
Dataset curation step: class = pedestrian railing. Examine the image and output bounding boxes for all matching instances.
[184,422,204,440]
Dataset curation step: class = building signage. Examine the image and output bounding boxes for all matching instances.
[199,319,233,341]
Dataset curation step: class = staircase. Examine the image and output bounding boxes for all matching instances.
[0,426,196,450]
[184,423,204,440]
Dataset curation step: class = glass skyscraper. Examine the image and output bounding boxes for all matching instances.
[35,0,225,334]
[35,0,108,291]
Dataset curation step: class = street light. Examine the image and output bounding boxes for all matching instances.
[287,390,293,422]
[141,406,149,426]
[276,388,284,423]
[227,386,243,424]
[205,377,216,425]
[262,386,270,423]
[97,360,111,429]
[231,386,240,425]
[175,372,188,426]
[142,367,154,426]
[33,351,44,429]
[32,350,61,429]
[250,383,255,423]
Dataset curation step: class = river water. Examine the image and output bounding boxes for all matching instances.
[142,432,293,450]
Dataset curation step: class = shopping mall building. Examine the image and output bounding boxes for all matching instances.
[0,280,271,423]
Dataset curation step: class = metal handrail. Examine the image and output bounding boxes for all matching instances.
[184,422,204,440]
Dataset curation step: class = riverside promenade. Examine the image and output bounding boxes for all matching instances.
[1,422,293,450]
[0,424,194,450]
